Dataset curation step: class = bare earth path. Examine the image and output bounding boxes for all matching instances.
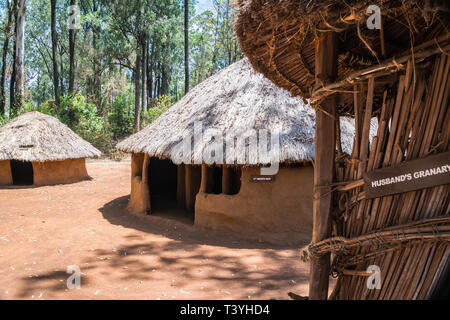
[0,160,311,300]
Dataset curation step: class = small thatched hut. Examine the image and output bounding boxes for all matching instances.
[235,0,449,299]
[117,58,360,244]
[0,111,101,186]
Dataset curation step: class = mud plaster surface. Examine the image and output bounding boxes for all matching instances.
[32,158,90,186]
[195,166,314,245]
[0,160,12,185]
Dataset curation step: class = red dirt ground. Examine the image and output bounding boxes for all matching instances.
[0,160,324,300]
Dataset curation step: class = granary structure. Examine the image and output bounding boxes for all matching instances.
[0,111,101,186]
[117,58,359,244]
[235,0,449,299]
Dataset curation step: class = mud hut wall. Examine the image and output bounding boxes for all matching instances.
[128,153,150,214]
[0,160,13,185]
[32,158,89,186]
[195,165,314,242]
[131,153,145,177]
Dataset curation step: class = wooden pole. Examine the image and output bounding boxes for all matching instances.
[309,31,338,300]
[200,164,208,193]
[142,154,149,185]
[222,165,232,195]
[185,165,193,212]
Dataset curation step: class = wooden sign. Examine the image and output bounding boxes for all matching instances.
[363,151,450,199]
[250,175,275,182]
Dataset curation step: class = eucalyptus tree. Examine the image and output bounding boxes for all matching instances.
[0,0,14,115]
[50,0,60,108]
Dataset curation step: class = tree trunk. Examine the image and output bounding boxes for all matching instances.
[0,0,14,116]
[92,24,101,111]
[161,43,168,96]
[309,31,338,300]
[89,0,101,112]
[59,45,64,95]
[184,0,189,94]
[68,0,77,95]
[147,40,154,102]
[9,0,18,115]
[134,52,141,132]
[13,0,26,113]
[50,0,60,108]
[141,38,147,114]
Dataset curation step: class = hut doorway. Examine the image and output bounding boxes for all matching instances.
[10,160,34,185]
[148,158,178,210]
[147,158,196,224]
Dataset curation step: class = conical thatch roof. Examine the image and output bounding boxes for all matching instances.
[0,112,101,162]
[117,58,363,165]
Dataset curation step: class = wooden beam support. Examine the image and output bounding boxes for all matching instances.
[309,31,338,300]
[222,165,232,195]
[142,154,150,185]
[311,38,450,103]
[185,165,194,212]
[200,164,208,193]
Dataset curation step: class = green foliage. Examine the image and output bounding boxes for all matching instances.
[19,94,111,153]
[58,95,111,152]
[22,100,55,116]
[143,95,173,127]
[0,0,243,157]
[0,114,9,127]
[108,89,135,140]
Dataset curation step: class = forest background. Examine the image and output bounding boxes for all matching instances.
[0,0,242,155]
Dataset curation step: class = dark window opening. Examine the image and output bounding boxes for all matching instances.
[225,167,241,195]
[205,165,222,194]
[11,160,34,185]
[212,165,222,194]
[204,165,242,195]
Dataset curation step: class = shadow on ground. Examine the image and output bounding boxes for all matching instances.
[14,195,311,299]
[99,195,309,250]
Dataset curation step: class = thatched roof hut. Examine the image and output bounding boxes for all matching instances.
[235,0,449,299]
[118,58,359,164]
[0,111,101,186]
[117,58,364,244]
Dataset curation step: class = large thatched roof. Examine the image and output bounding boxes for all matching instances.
[117,58,365,166]
[0,112,101,162]
[235,0,449,113]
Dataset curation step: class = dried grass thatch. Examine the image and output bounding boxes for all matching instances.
[117,59,366,165]
[235,0,449,113]
[0,111,101,162]
[235,0,449,300]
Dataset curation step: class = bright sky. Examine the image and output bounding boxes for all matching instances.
[195,0,215,14]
